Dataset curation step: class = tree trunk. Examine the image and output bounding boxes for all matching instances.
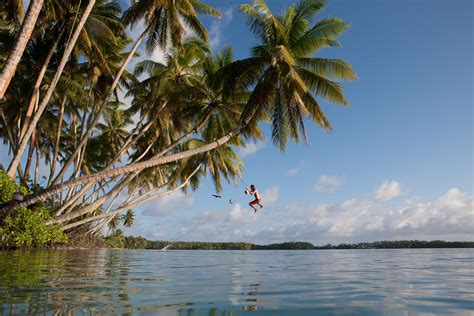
[51,24,151,185]
[54,119,153,215]
[48,96,66,185]
[6,0,96,179]
[0,109,24,178]
[0,0,44,100]
[54,111,206,218]
[23,130,36,180]
[49,173,133,225]
[60,166,200,231]
[34,141,40,187]
[19,26,66,141]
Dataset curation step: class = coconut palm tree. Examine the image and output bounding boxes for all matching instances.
[0,0,355,223]
[107,214,120,232]
[45,0,221,186]
[6,0,97,178]
[234,0,357,150]
[121,209,135,228]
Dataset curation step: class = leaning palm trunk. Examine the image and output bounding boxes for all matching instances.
[19,26,66,141]
[54,111,212,221]
[0,69,273,218]
[54,119,154,215]
[87,185,142,235]
[60,166,201,231]
[6,0,96,179]
[51,24,152,185]
[0,0,44,99]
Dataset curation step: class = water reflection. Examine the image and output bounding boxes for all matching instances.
[0,249,473,314]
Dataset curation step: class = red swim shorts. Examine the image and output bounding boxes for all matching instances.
[249,199,261,205]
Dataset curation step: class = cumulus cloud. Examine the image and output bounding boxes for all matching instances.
[238,141,266,158]
[230,204,259,224]
[209,7,233,49]
[262,186,279,204]
[182,186,474,244]
[314,175,344,194]
[286,187,473,241]
[142,190,195,217]
[375,180,402,201]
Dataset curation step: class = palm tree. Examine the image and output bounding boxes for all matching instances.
[0,0,355,222]
[235,0,357,150]
[121,209,135,228]
[0,0,44,99]
[6,0,97,178]
[46,0,221,185]
[107,214,120,232]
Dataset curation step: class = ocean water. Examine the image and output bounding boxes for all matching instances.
[0,249,472,315]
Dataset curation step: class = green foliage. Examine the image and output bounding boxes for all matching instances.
[0,170,68,249]
[0,206,68,249]
[103,229,125,248]
[124,235,148,249]
[0,169,28,204]
[252,241,316,250]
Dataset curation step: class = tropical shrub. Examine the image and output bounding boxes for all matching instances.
[0,170,68,249]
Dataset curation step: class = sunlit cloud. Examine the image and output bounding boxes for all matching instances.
[374,180,402,201]
[314,175,344,194]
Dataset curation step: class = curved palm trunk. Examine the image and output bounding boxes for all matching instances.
[6,0,96,179]
[0,0,44,100]
[54,111,209,218]
[3,121,236,215]
[0,68,273,218]
[60,166,201,231]
[51,24,152,185]
[49,173,135,225]
[19,26,66,141]
[55,120,154,215]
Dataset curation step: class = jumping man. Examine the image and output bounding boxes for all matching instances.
[247,184,263,213]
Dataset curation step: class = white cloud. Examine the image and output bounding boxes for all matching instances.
[142,190,195,217]
[238,141,266,158]
[230,203,259,224]
[289,187,473,241]
[375,180,402,201]
[209,7,233,49]
[314,175,344,194]
[262,186,279,204]
[184,187,474,244]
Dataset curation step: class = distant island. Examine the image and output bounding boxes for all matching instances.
[103,232,474,250]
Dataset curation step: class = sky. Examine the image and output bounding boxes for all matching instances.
[2,0,473,244]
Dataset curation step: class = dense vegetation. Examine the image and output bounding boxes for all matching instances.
[0,0,356,248]
[104,232,474,250]
[0,170,67,248]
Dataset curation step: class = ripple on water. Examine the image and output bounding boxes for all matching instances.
[0,249,473,315]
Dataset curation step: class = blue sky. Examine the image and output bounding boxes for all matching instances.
[2,0,473,244]
[121,0,473,244]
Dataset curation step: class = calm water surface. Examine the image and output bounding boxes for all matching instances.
[0,249,472,315]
